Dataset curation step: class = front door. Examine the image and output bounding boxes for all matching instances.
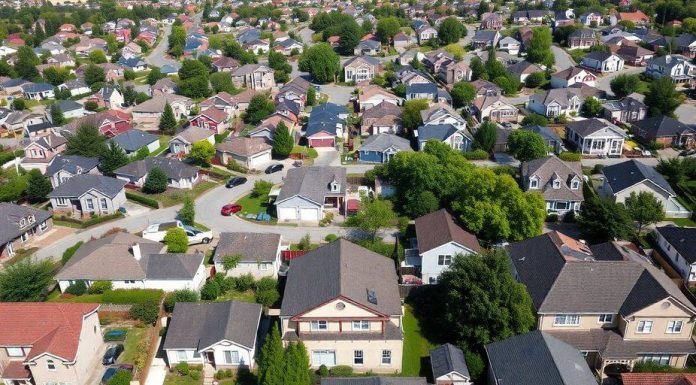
[206,352,215,365]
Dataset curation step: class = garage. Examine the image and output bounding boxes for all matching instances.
[308,137,335,148]
[300,207,320,221]
[277,207,298,221]
[248,150,272,169]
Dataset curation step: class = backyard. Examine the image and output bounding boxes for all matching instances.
[402,305,435,377]
[118,326,148,364]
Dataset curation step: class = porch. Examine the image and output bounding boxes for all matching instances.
[578,137,623,156]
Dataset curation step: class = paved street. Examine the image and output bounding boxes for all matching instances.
[551,45,574,72]
[594,66,645,95]
[298,27,315,46]
[675,102,696,125]
[145,24,178,68]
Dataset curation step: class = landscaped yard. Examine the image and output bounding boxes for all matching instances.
[402,305,435,377]
[128,181,219,207]
[164,372,202,385]
[118,326,148,364]
[235,192,277,223]
[667,217,696,227]
[216,289,256,303]
[291,145,318,159]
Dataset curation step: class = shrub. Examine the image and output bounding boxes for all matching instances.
[126,192,159,208]
[251,180,273,199]
[107,370,133,385]
[163,227,188,253]
[66,280,87,296]
[176,362,190,376]
[214,274,236,293]
[163,290,200,312]
[563,210,576,223]
[464,351,485,381]
[318,365,329,376]
[462,149,489,160]
[88,281,112,294]
[592,164,604,174]
[102,289,163,304]
[558,151,582,161]
[324,234,338,242]
[545,213,559,223]
[256,288,280,307]
[189,371,200,380]
[224,369,233,378]
[319,212,334,226]
[81,213,123,228]
[143,167,168,194]
[234,273,255,291]
[255,277,276,292]
[226,160,248,174]
[200,279,221,300]
[62,241,84,264]
[330,365,353,376]
[129,299,160,325]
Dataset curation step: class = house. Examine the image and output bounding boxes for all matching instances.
[405,83,451,104]
[62,110,132,138]
[631,115,696,148]
[88,86,124,110]
[479,12,503,30]
[55,232,206,292]
[393,32,416,50]
[0,203,52,259]
[354,38,382,56]
[213,232,282,278]
[111,129,160,156]
[403,209,480,283]
[344,56,381,83]
[215,137,272,170]
[251,113,297,142]
[580,11,603,26]
[523,125,564,153]
[169,126,216,156]
[565,118,626,156]
[646,55,696,83]
[189,107,231,135]
[507,60,544,82]
[231,64,275,90]
[200,92,241,117]
[358,85,401,111]
[50,100,85,122]
[485,331,597,385]
[20,133,68,172]
[603,94,647,124]
[413,20,438,44]
[45,155,100,188]
[276,166,346,222]
[0,303,103,385]
[675,33,696,58]
[21,82,54,100]
[472,96,518,123]
[430,344,472,385]
[617,10,650,25]
[163,301,262,368]
[117,56,147,71]
[361,101,402,135]
[567,29,596,49]
[358,134,412,163]
[507,231,696,376]
[527,88,583,118]
[276,77,311,109]
[621,373,696,385]
[580,51,625,73]
[421,103,466,129]
[280,239,403,371]
[417,124,472,151]
[424,50,454,74]
[48,174,127,217]
[512,10,551,24]
[471,79,502,97]
[152,78,178,95]
[609,40,654,66]
[471,30,501,50]
[521,156,584,215]
[438,60,471,85]
[273,38,303,55]
[132,92,193,129]
[59,79,90,97]
[114,157,199,190]
[305,103,347,148]
[599,159,691,217]
[654,226,696,284]
[498,36,521,55]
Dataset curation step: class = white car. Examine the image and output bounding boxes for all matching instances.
[142,220,213,245]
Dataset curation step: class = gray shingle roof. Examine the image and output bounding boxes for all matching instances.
[114,157,198,180]
[415,209,481,254]
[48,174,126,199]
[359,134,412,153]
[112,129,159,152]
[45,155,99,177]
[213,232,281,264]
[321,378,426,385]
[602,159,675,196]
[163,301,262,351]
[280,239,402,317]
[430,344,470,380]
[655,226,696,263]
[565,118,626,138]
[277,166,346,205]
[417,124,467,143]
[0,203,52,245]
[632,115,695,139]
[521,156,584,202]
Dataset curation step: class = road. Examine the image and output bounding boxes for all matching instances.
[551,45,574,72]
[298,27,315,46]
[145,12,203,68]
[594,66,645,95]
[675,103,696,125]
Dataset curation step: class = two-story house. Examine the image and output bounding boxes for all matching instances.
[654,226,696,284]
[413,20,438,45]
[280,239,403,372]
[48,174,127,217]
[344,56,381,83]
[565,118,626,157]
[603,94,647,124]
[20,133,67,172]
[231,64,275,90]
[646,55,696,83]
[45,155,101,188]
[0,203,52,259]
[580,51,625,73]
[420,104,467,130]
[521,156,584,216]
[568,29,596,49]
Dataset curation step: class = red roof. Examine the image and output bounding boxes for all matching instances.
[621,373,696,385]
[0,303,99,362]
[199,107,228,123]
[1,361,31,379]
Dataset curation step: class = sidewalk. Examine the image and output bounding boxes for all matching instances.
[144,336,167,385]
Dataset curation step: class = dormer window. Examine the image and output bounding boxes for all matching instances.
[570,178,580,190]
[553,179,561,189]
[330,179,341,192]
[529,177,539,189]
[19,218,26,228]
[28,215,35,224]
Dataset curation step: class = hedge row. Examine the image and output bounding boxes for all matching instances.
[0,150,23,165]
[558,151,582,162]
[462,149,489,160]
[55,213,123,229]
[101,289,163,304]
[126,192,159,209]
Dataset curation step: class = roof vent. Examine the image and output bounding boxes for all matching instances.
[367,289,378,305]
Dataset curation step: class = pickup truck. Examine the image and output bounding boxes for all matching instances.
[142,220,213,245]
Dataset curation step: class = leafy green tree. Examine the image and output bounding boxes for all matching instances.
[178,196,195,226]
[298,43,340,84]
[283,342,311,385]
[351,197,396,240]
[188,140,215,166]
[507,130,548,161]
[451,81,476,108]
[178,75,211,98]
[268,50,292,74]
[376,17,400,44]
[25,169,52,203]
[159,102,178,134]
[163,290,199,312]
[610,74,641,98]
[14,46,40,80]
[11,98,25,111]
[99,142,129,175]
[43,67,73,86]
[306,86,316,106]
[222,255,241,270]
[244,95,275,125]
[625,191,665,236]
[470,57,487,80]
[66,125,107,158]
[581,96,604,117]
[525,27,554,67]
[200,279,220,300]
[645,76,683,117]
[272,122,294,158]
[438,17,464,45]
[84,64,105,85]
[88,49,107,64]
[473,121,497,153]
[147,67,165,85]
[258,324,284,385]
[521,113,549,126]
[142,167,168,194]
[578,196,634,242]
[524,72,546,88]
[124,69,136,81]
[0,59,16,78]
[402,99,429,133]
[492,74,520,95]
[164,227,188,253]
[50,103,65,125]
[0,170,28,202]
[210,72,236,94]
[0,259,54,301]
[337,19,362,55]
[129,300,159,325]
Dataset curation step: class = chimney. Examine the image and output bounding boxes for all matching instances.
[132,243,141,261]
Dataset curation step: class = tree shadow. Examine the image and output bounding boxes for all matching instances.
[405,285,451,346]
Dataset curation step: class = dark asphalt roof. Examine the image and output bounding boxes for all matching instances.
[430,344,470,380]
[114,157,198,180]
[632,115,695,138]
[655,226,696,263]
[213,232,281,263]
[45,155,100,177]
[0,203,52,245]
[112,129,159,152]
[602,159,675,196]
[359,134,412,153]
[48,174,126,199]
[277,166,346,205]
[417,124,467,143]
[321,378,426,385]
[306,103,346,137]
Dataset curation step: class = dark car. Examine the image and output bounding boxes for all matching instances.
[101,365,134,385]
[225,176,248,188]
[265,164,284,174]
[102,344,124,365]
[221,204,242,216]
[501,122,513,129]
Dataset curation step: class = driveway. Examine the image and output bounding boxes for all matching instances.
[298,27,315,46]
[145,24,178,69]
[551,45,574,72]
[314,147,339,166]
[319,84,354,105]
[675,102,696,125]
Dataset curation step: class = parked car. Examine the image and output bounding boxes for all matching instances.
[184,226,213,244]
[101,364,134,385]
[225,176,247,188]
[265,164,284,174]
[102,344,124,365]
[680,149,696,157]
[501,122,513,129]
[142,220,213,245]
[221,204,242,216]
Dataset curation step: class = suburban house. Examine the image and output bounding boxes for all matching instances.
[275,166,346,222]
[480,12,503,30]
[213,232,283,278]
[231,64,275,90]
[654,226,696,284]
[0,203,52,259]
[621,373,696,385]
[439,60,472,85]
[393,32,416,50]
[416,124,472,152]
[49,100,85,123]
[631,115,696,149]
[163,301,263,369]
[471,80,502,97]
[580,11,603,26]
[111,129,160,156]
[580,51,625,73]
[471,30,501,50]
[421,104,466,129]
[599,159,691,218]
[602,94,647,124]
[114,157,199,190]
[58,79,90,97]
[507,231,696,377]
[20,133,67,172]
[280,239,403,372]
[21,82,55,100]
[617,10,650,24]
[646,55,696,83]
[609,40,654,66]
[565,118,626,157]
[472,96,518,123]
[200,92,242,117]
[132,92,193,129]
[169,126,216,156]
[45,155,100,188]
[512,10,551,24]
[215,137,272,170]
[251,113,297,142]
[357,85,401,111]
[568,29,596,49]
[430,344,472,385]
[212,56,241,72]
[305,103,347,148]
[523,125,564,154]
[48,174,126,217]
[354,38,381,56]
[0,303,103,385]
[405,83,451,104]
[485,331,597,385]
[527,88,583,118]
[62,110,133,138]
[413,20,438,45]
[344,56,381,83]
[189,107,231,135]
[274,38,304,55]
[498,36,521,55]
[507,60,544,83]
[361,101,402,135]
[675,33,696,58]
[358,134,413,163]
[404,209,481,284]
[521,156,584,216]
[55,232,206,292]
[88,86,124,110]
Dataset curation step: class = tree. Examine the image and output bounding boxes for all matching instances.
[159,102,178,134]
[524,72,546,88]
[244,95,275,125]
[351,197,396,239]
[581,96,604,118]
[521,113,549,126]
[473,121,497,153]
[50,103,65,126]
[507,130,547,161]
[164,227,188,253]
[438,17,464,45]
[337,19,362,55]
[188,140,215,166]
[451,81,476,108]
[298,43,340,84]
[66,125,107,158]
[625,191,665,236]
[222,255,241,271]
[25,169,52,203]
[306,86,316,106]
[179,196,195,226]
[147,67,165,85]
[14,46,40,80]
[402,99,429,133]
[43,67,73,86]
[376,17,400,44]
[84,64,105,86]
[210,72,236,94]
[124,70,136,81]
[88,49,107,64]
[0,259,54,301]
[284,342,311,385]
[178,75,211,98]
[258,324,284,385]
[100,142,129,176]
[129,300,159,325]
[470,57,487,81]
[0,170,28,202]
[142,167,168,194]
[526,27,555,67]
[645,76,683,117]
[610,74,642,98]
[11,98,25,111]
[163,290,199,312]
[268,50,292,74]
[272,122,294,158]
[578,196,634,242]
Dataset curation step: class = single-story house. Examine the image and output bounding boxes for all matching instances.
[631,115,696,149]
[48,174,127,217]
[276,166,346,222]
[215,137,272,170]
[169,126,216,156]
[565,118,626,157]
[111,129,160,156]
[114,157,200,190]
[358,133,412,163]
[213,232,283,278]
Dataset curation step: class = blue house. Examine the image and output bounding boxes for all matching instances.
[417,124,472,151]
[305,103,349,148]
[358,134,413,163]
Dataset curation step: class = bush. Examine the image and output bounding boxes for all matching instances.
[101,289,164,304]
[81,213,124,228]
[330,365,353,377]
[107,370,133,385]
[224,369,233,378]
[66,280,87,296]
[201,279,221,300]
[62,241,84,264]
[256,288,280,307]
[234,273,255,291]
[563,210,576,223]
[126,192,159,208]
[462,149,489,160]
[319,212,334,226]
[129,299,160,325]
[255,277,277,292]
[558,151,582,161]
[545,213,559,223]
[318,365,329,376]
[226,160,249,174]
[592,164,604,174]
[189,371,200,380]
[465,351,485,381]
[163,290,200,312]
[164,227,188,253]
[214,274,236,293]
[324,234,338,242]
[88,281,113,294]
[176,362,190,376]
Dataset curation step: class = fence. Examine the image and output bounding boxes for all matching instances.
[282,250,306,261]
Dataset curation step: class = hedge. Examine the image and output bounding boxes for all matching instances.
[558,151,582,161]
[62,241,84,264]
[462,149,489,160]
[101,289,163,304]
[126,192,159,208]
[55,213,124,229]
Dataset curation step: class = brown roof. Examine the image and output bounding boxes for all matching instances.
[198,107,228,123]
[213,232,281,263]
[415,209,481,253]
[621,373,696,385]
[216,136,271,157]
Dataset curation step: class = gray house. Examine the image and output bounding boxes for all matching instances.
[521,156,584,215]
[111,129,160,156]
[213,232,282,279]
[430,344,472,385]
[48,174,127,217]
[114,158,200,190]
[275,167,346,222]
[358,134,412,164]
[0,203,52,259]
[45,155,101,188]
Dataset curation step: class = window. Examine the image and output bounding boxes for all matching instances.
[667,320,683,334]
[438,255,452,266]
[353,350,364,365]
[193,351,200,358]
[6,347,23,357]
[571,179,580,189]
[224,351,239,364]
[47,360,56,371]
[553,314,580,326]
[640,354,671,366]
[530,178,539,189]
[57,197,68,206]
[637,320,653,333]
[100,198,108,210]
[311,350,336,366]
[40,221,48,232]
[352,320,370,331]
[28,215,35,224]
[86,199,94,210]
[259,263,271,271]
[19,218,26,227]
[381,350,392,365]
[176,351,187,361]
[20,232,29,242]
[310,320,328,331]
[598,314,613,324]
[553,179,561,189]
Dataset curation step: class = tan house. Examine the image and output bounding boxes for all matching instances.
[215,137,272,170]
[280,240,403,372]
[472,96,518,123]
[231,64,275,90]
[132,91,193,129]
[508,231,696,377]
[0,303,103,385]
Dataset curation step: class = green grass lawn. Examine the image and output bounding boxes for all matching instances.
[149,136,172,157]
[164,372,202,385]
[235,193,277,223]
[667,217,696,227]
[291,145,318,159]
[118,327,148,364]
[130,181,219,207]
[402,305,435,377]
[216,289,256,303]
[48,293,104,303]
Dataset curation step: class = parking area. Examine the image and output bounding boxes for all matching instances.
[122,201,153,217]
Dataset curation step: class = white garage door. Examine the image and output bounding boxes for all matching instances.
[300,207,319,221]
[249,152,271,169]
[278,207,297,220]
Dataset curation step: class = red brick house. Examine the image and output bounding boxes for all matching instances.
[63,110,133,138]
[190,107,231,135]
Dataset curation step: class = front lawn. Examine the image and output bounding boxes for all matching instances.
[402,305,435,377]
[235,192,277,223]
[164,372,202,385]
[118,326,148,364]
[291,145,318,159]
[128,181,219,207]
[667,217,696,227]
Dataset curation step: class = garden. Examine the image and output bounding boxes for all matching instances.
[234,180,277,223]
